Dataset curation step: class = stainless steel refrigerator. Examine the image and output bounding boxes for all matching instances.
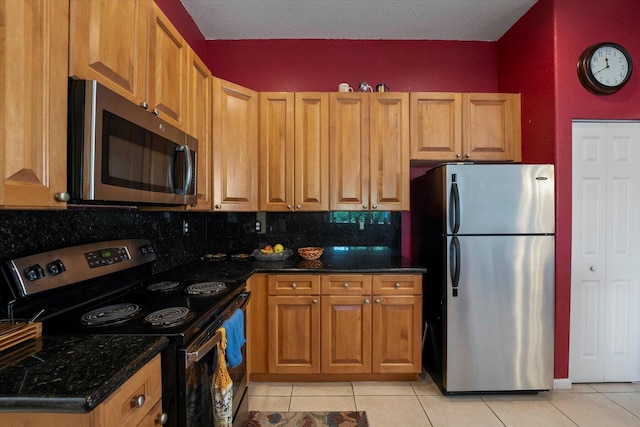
[411,163,555,393]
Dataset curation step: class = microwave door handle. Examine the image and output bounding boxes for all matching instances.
[171,145,192,195]
[182,145,193,194]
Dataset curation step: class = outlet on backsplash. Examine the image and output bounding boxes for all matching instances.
[256,212,266,234]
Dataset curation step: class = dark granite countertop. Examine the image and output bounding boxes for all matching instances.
[190,246,426,280]
[0,335,168,413]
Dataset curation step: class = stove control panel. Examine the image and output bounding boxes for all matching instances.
[85,246,130,268]
[5,239,157,297]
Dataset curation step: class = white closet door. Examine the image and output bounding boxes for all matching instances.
[570,121,640,383]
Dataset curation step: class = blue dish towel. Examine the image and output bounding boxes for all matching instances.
[222,309,246,368]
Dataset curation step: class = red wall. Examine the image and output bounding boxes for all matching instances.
[205,39,498,93]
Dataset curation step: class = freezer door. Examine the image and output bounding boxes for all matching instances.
[444,235,555,392]
[445,164,554,235]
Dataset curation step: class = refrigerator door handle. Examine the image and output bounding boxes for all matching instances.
[450,174,460,234]
[450,236,461,297]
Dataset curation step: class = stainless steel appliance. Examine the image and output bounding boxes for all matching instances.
[68,80,198,206]
[411,163,555,393]
[0,239,249,426]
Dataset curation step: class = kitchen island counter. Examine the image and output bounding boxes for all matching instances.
[0,335,168,413]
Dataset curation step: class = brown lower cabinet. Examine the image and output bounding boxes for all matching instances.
[247,273,422,381]
[0,354,164,427]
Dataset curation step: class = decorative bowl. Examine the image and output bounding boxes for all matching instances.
[297,247,324,260]
[252,248,293,261]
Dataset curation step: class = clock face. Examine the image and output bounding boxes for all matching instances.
[577,42,633,94]
[589,45,630,87]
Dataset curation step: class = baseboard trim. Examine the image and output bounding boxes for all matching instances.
[554,378,572,390]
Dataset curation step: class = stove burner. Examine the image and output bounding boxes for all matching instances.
[147,281,180,293]
[144,307,193,327]
[185,281,228,296]
[81,303,143,327]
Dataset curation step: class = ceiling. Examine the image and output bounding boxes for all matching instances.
[180,0,538,42]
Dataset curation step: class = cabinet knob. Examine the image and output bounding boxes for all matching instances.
[156,412,169,425]
[140,101,149,110]
[291,283,297,289]
[456,153,461,158]
[287,204,292,210]
[296,204,301,209]
[466,153,471,158]
[375,299,381,304]
[131,394,145,408]
[343,283,349,288]
[372,204,377,209]
[364,299,370,304]
[590,266,597,272]
[363,204,368,209]
[152,108,160,116]
[215,204,222,209]
[395,283,401,288]
[54,192,70,202]
[312,299,318,304]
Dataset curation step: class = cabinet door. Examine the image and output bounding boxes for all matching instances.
[259,93,295,211]
[186,51,212,211]
[295,93,329,211]
[1,0,69,208]
[409,92,462,161]
[212,78,258,211]
[246,274,269,375]
[268,296,320,374]
[321,295,372,374]
[370,93,410,211]
[372,296,422,373]
[147,2,188,129]
[462,93,521,162]
[69,0,148,105]
[329,93,369,211]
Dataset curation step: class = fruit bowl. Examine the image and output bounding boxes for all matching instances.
[298,247,324,260]
[252,248,293,261]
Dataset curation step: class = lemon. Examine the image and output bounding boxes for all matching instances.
[273,243,284,253]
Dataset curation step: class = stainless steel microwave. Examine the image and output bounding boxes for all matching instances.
[68,79,197,206]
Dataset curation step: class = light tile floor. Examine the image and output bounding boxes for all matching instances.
[247,374,640,426]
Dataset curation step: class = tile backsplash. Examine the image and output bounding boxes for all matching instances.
[0,209,400,273]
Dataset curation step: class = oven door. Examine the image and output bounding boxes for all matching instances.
[178,290,250,427]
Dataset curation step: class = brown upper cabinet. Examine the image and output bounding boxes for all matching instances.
[186,51,212,211]
[212,78,259,211]
[410,92,521,162]
[70,0,188,130]
[259,93,329,211]
[330,93,410,211]
[1,0,69,208]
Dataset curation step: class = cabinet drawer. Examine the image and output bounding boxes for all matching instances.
[135,400,165,427]
[268,274,320,295]
[95,354,162,427]
[372,274,421,295]
[321,274,372,295]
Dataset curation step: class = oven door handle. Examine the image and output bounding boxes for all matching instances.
[187,329,223,365]
[185,290,251,366]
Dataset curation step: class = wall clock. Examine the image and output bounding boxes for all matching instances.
[577,42,633,95]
